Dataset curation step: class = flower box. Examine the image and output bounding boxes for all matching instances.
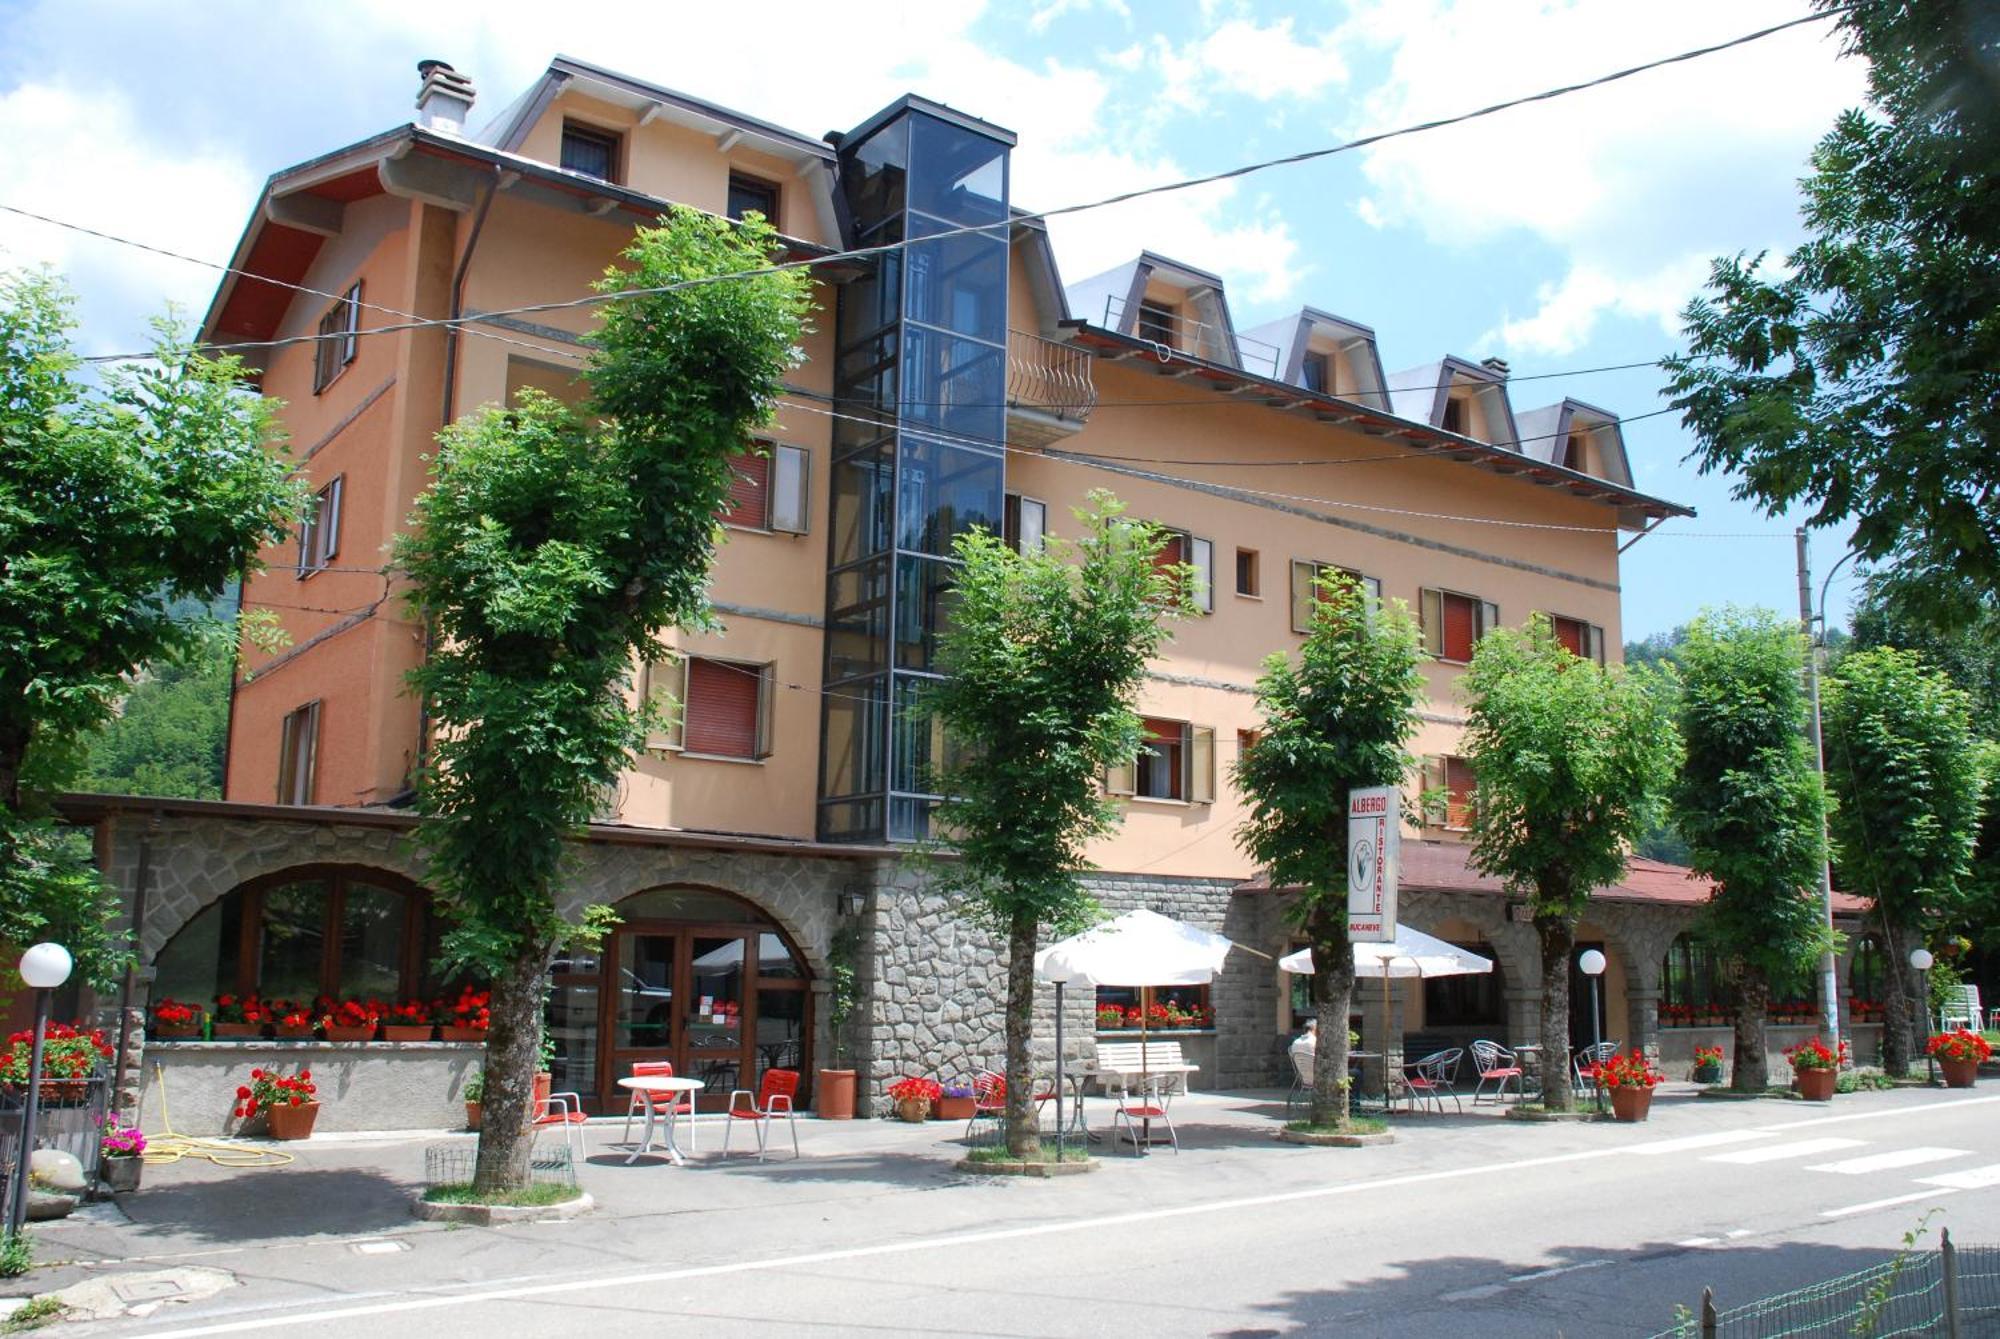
[380,1025,434,1043]
[212,1023,261,1038]
[439,1026,487,1044]
[323,1026,375,1043]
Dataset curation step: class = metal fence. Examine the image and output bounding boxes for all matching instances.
[1655,1231,2000,1338]
[424,1136,575,1190]
[0,1071,111,1215]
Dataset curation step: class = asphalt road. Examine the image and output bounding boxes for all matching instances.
[58,1087,2000,1337]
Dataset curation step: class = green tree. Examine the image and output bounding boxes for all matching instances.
[926,495,1184,1158]
[1460,617,1679,1111]
[1664,1,2000,620]
[1849,571,2000,724]
[398,207,810,1193]
[0,270,295,985]
[1234,573,1425,1129]
[74,635,233,799]
[1670,609,1830,1092]
[1822,647,1984,1074]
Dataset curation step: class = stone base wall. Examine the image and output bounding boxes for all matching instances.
[1656,1022,1883,1079]
[141,1041,484,1135]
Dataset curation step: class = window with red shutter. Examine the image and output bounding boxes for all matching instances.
[1551,615,1586,657]
[720,450,771,528]
[682,658,762,758]
[1445,756,1476,830]
[1442,592,1476,662]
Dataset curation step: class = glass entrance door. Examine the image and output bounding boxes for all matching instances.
[597,927,761,1113]
[685,934,754,1109]
[605,931,677,1112]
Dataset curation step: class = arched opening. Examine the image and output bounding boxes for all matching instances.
[152,865,444,1009]
[547,885,812,1114]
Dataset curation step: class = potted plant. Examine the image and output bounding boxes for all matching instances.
[98,1114,146,1192]
[273,1003,314,1039]
[234,1067,320,1139]
[381,1000,435,1043]
[886,1076,940,1123]
[1,1024,113,1105]
[1691,1044,1725,1085]
[935,1083,975,1121]
[1600,1050,1663,1122]
[211,994,260,1038]
[463,1070,484,1130]
[1926,1029,1991,1089]
[320,998,379,1042]
[150,998,202,1040]
[440,987,491,1043]
[1095,1003,1126,1031]
[818,921,861,1119]
[1784,1035,1847,1101]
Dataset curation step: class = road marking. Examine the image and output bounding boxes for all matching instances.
[1918,1163,2000,1190]
[1807,1147,1969,1175]
[1823,1189,1962,1218]
[1677,1237,1721,1248]
[1508,1259,1613,1284]
[1725,1229,1753,1239]
[1762,1093,2000,1131]
[1707,1137,1866,1165]
[1630,1131,1776,1156]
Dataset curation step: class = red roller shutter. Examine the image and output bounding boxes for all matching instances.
[1442,592,1475,662]
[1552,616,1585,657]
[720,450,770,528]
[684,658,760,758]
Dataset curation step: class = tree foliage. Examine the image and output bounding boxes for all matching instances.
[1669,609,1830,1091]
[73,635,232,800]
[397,208,811,1190]
[926,495,1185,1156]
[1234,573,1425,1128]
[1460,618,1678,1109]
[1821,646,1983,1072]
[1664,1,2000,620]
[0,269,296,986]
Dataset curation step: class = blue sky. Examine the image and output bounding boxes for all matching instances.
[0,0,1870,639]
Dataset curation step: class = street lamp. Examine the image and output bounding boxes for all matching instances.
[1579,949,1607,1114]
[7,943,72,1236]
[1910,947,1935,1085]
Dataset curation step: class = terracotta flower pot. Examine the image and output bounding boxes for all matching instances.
[440,1026,487,1044]
[265,1100,320,1140]
[274,1023,313,1039]
[380,1025,434,1043]
[1609,1085,1653,1123]
[1794,1067,1836,1101]
[895,1097,929,1123]
[100,1155,142,1193]
[152,1022,201,1040]
[1939,1056,1979,1089]
[465,1101,483,1131]
[935,1095,975,1121]
[323,1026,374,1042]
[212,1023,260,1038]
[817,1068,856,1120]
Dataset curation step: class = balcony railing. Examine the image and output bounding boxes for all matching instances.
[1102,295,1281,379]
[1005,329,1097,447]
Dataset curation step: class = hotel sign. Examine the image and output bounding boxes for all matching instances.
[1346,786,1399,943]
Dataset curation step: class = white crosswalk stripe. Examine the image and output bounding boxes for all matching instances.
[1706,1137,1867,1164]
[1917,1164,2000,1191]
[1807,1147,1969,1175]
[1630,1131,1778,1156]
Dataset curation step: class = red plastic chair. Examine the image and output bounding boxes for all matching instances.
[532,1083,589,1165]
[724,1068,800,1161]
[966,1070,1056,1141]
[622,1060,696,1154]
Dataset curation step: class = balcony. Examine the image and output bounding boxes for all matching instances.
[1006,329,1097,447]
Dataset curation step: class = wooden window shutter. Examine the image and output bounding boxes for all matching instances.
[721,448,771,528]
[641,660,683,751]
[770,445,810,534]
[1420,588,1443,656]
[318,477,343,564]
[296,506,319,577]
[1479,601,1501,639]
[1445,756,1476,829]
[683,658,760,758]
[1363,574,1383,606]
[1189,725,1216,803]
[1420,755,1446,826]
[1190,537,1213,613]
[1586,623,1606,665]
[1105,756,1136,795]
[754,663,775,759]
[1291,560,1317,633]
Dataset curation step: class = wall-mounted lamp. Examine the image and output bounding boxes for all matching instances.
[837,892,867,918]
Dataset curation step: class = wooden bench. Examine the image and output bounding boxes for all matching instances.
[1092,1040,1196,1096]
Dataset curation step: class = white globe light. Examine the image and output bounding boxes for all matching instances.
[18,942,72,990]
[1578,949,1607,976]
[1909,948,1935,971]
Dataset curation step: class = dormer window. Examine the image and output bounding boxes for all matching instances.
[1562,433,1588,471]
[727,172,779,223]
[1137,300,1177,346]
[1442,397,1465,435]
[1301,352,1330,394]
[561,122,621,182]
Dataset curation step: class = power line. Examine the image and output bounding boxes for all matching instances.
[62,8,1841,366]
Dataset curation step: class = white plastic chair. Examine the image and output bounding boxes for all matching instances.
[1469,1040,1523,1104]
[1113,1074,1178,1155]
[1939,985,1985,1033]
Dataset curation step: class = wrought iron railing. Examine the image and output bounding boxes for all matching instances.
[1006,329,1098,418]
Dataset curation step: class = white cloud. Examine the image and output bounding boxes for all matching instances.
[1198,18,1349,100]
[1341,0,1866,354]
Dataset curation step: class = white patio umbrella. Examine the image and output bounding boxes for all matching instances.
[1035,909,1240,1156]
[1281,926,1492,1108]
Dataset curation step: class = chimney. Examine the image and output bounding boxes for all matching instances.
[415,60,476,135]
[1480,356,1511,380]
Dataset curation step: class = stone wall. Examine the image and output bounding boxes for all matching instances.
[140,1041,483,1134]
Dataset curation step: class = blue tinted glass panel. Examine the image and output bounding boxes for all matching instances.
[891,674,946,795]
[830,447,893,567]
[841,119,908,226]
[900,328,1005,443]
[894,435,1002,556]
[908,114,1008,227]
[827,558,892,682]
[904,220,1005,347]
[893,555,958,671]
[820,675,887,801]
[888,795,934,842]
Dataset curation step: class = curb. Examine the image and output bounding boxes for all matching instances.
[412,1191,594,1224]
[1503,1105,1602,1122]
[1277,1129,1395,1148]
[952,1157,1098,1178]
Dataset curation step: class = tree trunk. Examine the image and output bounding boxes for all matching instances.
[471,945,548,1194]
[1308,903,1356,1129]
[1537,916,1577,1111]
[1879,917,1916,1078]
[1003,911,1040,1159]
[1730,971,1771,1092]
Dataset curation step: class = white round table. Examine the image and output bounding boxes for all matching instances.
[618,1076,704,1165]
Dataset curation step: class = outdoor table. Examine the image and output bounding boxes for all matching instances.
[1062,1068,1101,1143]
[618,1076,704,1166]
[1516,1045,1544,1099]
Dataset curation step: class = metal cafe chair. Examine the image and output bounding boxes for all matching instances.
[1401,1048,1465,1114]
[1469,1040,1524,1105]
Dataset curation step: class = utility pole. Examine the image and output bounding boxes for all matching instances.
[1797,528,1842,1052]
